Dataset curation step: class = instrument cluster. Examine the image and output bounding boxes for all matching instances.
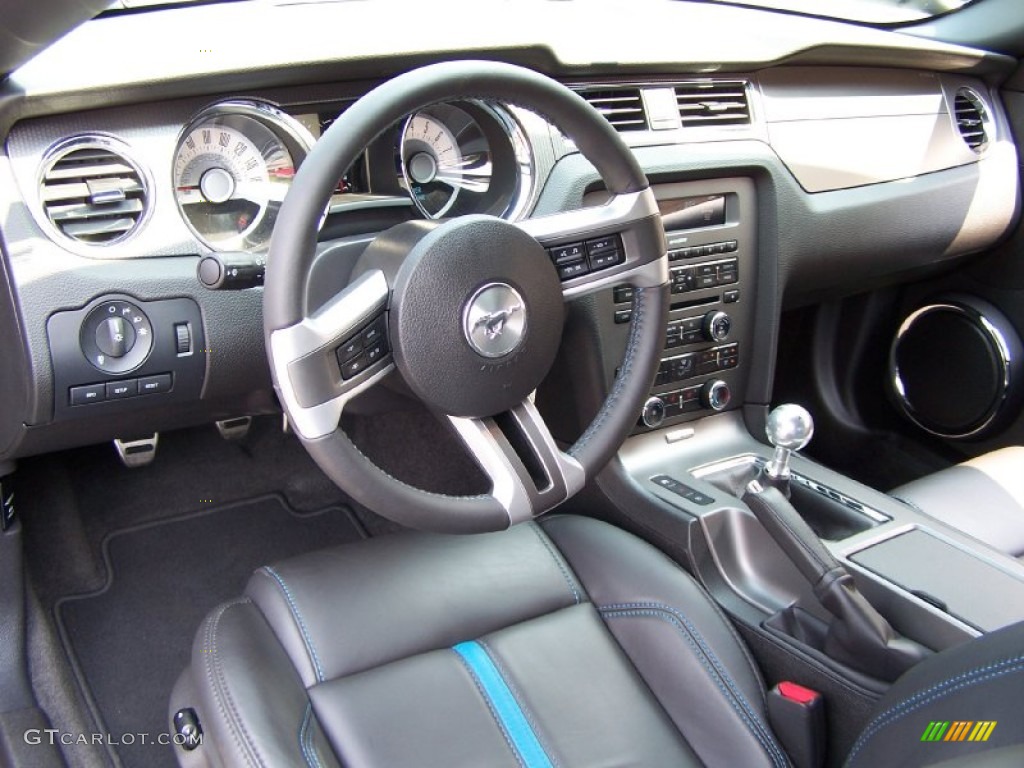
[171,97,536,253]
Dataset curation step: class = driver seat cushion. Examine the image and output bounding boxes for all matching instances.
[172,515,789,768]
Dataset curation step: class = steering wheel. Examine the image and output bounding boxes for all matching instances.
[264,61,669,533]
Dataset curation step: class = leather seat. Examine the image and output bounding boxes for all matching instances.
[171,515,1024,768]
[892,447,1024,560]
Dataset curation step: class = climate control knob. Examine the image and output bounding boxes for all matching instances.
[641,396,667,428]
[702,379,732,412]
[703,310,732,342]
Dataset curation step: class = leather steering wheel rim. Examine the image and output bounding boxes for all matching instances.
[264,60,669,533]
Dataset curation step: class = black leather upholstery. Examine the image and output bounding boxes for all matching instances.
[845,621,1024,767]
[172,516,786,767]
[172,515,1024,768]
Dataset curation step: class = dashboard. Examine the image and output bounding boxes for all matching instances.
[0,0,1019,462]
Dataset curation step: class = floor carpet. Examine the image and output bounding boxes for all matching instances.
[56,495,365,768]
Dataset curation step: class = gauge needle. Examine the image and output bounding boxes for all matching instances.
[177,180,290,205]
[435,157,493,193]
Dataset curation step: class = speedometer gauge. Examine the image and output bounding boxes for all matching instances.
[173,100,314,252]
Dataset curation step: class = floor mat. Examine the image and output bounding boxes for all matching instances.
[56,495,365,768]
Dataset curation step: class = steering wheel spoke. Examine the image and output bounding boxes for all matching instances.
[517,188,669,300]
[448,398,585,525]
[269,269,394,440]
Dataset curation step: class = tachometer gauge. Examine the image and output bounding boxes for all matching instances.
[173,100,314,252]
[399,101,535,221]
[400,104,499,220]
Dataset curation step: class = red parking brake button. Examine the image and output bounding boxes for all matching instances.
[778,681,820,705]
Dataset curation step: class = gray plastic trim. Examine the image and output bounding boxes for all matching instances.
[449,398,585,525]
[269,269,391,440]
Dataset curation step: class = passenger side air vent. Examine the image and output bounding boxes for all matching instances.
[953,88,989,152]
[39,139,150,246]
[675,81,751,128]
[579,88,648,131]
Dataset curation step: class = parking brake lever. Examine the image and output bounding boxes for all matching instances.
[743,406,929,682]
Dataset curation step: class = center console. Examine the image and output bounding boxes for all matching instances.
[618,411,1024,658]
[588,177,757,431]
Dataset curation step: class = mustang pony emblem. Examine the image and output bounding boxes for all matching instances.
[473,303,523,340]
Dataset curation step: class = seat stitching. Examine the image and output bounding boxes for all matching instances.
[605,600,775,746]
[478,639,563,768]
[261,567,326,683]
[203,599,262,768]
[299,702,324,768]
[602,606,788,768]
[845,656,1024,766]
[454,652,527,768]
[529,523,582,605]
[699,586,769,708]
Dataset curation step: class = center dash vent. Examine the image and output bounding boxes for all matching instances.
[39,139,150,246]
[675,81,750,128]
[579,88,648,131]
[953,88,989,152]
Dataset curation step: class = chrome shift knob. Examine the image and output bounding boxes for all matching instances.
[765,404,814,481]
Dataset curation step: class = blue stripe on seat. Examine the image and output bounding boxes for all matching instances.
[453,641,554,768]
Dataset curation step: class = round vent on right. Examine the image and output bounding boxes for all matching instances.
[890,297,1022,440]
[953,87,990,152]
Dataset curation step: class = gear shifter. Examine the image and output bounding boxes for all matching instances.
[743,404,928,682]
[763,403,814,494]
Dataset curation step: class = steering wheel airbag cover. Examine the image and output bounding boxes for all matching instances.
[390,215,563,418]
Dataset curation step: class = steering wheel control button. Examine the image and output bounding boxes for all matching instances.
[335,313,391,380]
[336,337,362,364]
[80,300,154,374]
[340,353,370,380]
[548,234,624,281]
[95,316,136,358]
[550,242,585,265]
[106,379,138,399]
[70,383,106,406]
[463,283,527,359]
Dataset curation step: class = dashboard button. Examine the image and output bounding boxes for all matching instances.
[614,309,632,324]
[723,289,740,303]
[106,380,138,399]
[612,286,634,304]
[70,383,106,406]
[138,374,172,395]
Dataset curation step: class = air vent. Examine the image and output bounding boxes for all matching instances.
[953,88,988,152]
[675,81,751,128]
[39,140,149,246]
[579,88,648,131]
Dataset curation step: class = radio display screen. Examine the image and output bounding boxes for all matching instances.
[658,195,726,229]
